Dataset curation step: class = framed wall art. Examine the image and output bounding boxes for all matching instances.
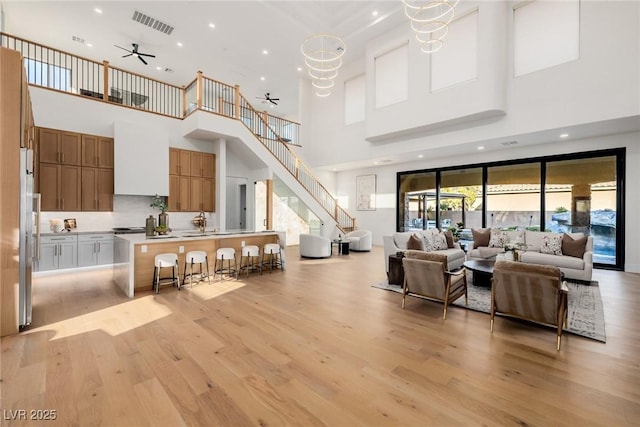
[356,174,376,211]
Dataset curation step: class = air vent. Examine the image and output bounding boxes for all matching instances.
[72,35,85,44]
[163,68,174,73]
[380,159,393,164]
[132,10,174,35]
[501,141,518,146]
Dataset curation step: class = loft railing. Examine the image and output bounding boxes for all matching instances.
[1,33,183,118]
[237,92,355,231]
[1,32,354,231]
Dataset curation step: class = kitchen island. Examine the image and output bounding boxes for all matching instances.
[114,230,285,297]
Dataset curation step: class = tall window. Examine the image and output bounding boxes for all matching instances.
[545,156,617,265]
[440,168,483,230]
[344,74,365,125]
[374,43,408,109]
[396,149,624,270]
[24,58,71,90]
[514,0,580,76]
[486,163,541,230]
[399,171,436,231]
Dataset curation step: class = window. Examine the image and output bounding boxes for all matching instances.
[431,10,479,91]
[514,0,580,76]
[344,75,365,125]
[374,43,409,109]
[545,156,618,265]
[24,58,71,90]
[396,149,624,270]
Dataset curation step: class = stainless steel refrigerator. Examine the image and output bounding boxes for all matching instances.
[19,147,41,328]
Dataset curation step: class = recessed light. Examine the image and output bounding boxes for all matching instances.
[260,76,265,81]
[372,10,379,17]
[176,42,183,47]
[156,66,162,70]
[208,23,215,29]
[332,168,337,171]
[418,154,424,158]
[374,161,379,165]
[94,7,102,14]
[86,43,93,48]
[262,49,269,55]
[297,67,302,71]
[477,146,485,150]
[559,133,569,138]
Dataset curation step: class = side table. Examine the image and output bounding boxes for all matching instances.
[388,253,405,286]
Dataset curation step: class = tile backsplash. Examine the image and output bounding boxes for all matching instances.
[39,195,218,233]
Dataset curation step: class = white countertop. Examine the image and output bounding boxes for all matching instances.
[114,230,282,244]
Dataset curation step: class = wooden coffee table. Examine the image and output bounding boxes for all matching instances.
[463,259,496,287]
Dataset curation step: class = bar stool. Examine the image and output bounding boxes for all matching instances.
[261,243,283,274]
[215,247,238,281]
[153,253,180,293]
[183,250,211,288]
[239,245,261,277]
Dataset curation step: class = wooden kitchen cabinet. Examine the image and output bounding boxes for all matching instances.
[82,134,114,168]
[40,163,81,211]
[169,148,191,176]
[190,177,215,212]
[81,167,113,211]
[168,174,190,212]
[169,148,215,212]
[38,128,81,165]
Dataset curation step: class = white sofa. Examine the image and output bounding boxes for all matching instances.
[383,230,466,273]
[468,229,593,282]
[299,234,332,258]
[344,229,372,251]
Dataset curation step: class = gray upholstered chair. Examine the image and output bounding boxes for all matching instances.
[401,250,467,319]
[491,261,569,351]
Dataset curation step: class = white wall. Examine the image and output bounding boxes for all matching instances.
[301,1,639,168]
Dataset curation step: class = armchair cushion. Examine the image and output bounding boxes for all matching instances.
[344,229,372,251]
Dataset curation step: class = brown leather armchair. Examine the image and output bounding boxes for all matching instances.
[401,250,467,319]
[491,261,569,350]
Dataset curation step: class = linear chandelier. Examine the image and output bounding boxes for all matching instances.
[301,34,346,97]
[402,0,458,53]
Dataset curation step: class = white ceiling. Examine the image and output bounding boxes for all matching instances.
[2,0,406,119]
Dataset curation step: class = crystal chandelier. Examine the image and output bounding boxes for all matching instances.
[301,34,346,97]
[402,0,458,53]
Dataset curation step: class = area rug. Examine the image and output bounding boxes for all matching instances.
[372,280,606,342]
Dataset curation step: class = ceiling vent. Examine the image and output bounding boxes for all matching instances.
[163,68,174,73]
[501,141,518,146]
[72,35,85,44]
[132,10,174,35]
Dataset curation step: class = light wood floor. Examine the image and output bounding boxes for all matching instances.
[2,246,639,426]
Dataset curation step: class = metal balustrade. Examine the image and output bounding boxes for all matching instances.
[1,31,355,232]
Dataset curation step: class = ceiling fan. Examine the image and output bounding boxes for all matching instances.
[114,43,155,65]
[256,93,279,106]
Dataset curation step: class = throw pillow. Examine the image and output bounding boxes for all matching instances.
[562,233,588,258]
[488,229,509,248]
[540,234,563,255]
[472,228,491,248]
[422,233,434,252]
[431,233,449,251]
[443,230,454,249]
[407,233,425,251]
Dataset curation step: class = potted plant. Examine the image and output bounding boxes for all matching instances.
[150,194,169,228]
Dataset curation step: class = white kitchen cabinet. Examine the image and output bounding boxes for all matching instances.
[78,234,114,267]
[38,235,77,271]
